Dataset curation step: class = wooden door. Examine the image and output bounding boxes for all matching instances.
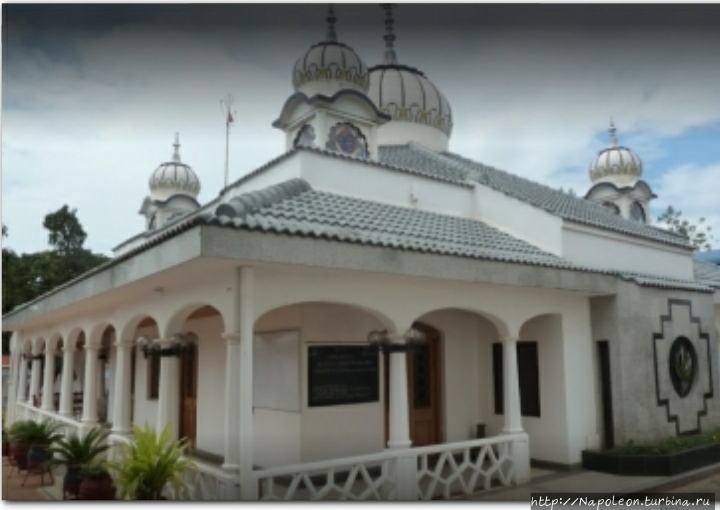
[408,324,441,447]
[179,344,198,445]
[384,323,442,447]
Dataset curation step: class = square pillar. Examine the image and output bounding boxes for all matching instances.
[17,354,29,405]
[29,350,42,405]
[501,335,530,484]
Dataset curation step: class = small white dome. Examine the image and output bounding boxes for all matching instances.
[149,134,200,201]
[589,122,643,185]
[292,8,369,96]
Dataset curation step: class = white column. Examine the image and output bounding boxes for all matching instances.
[41,344,57,411]
[156,338,180,439]
[238,267,257,500]
[6,335,20,423]
[59,343,76,417]
[29,348,42,405]
[111,340,133,434]
[386,337,416,501]
[222,332,241,472]
[501,335,530,484]
[82,344,100,424]
[502,336,523,434]
[17,354,29,405]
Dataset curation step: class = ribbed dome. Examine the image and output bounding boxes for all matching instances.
[149,134,200,201]
[292,7,369,96]
[589,122,643,184]
[368,64,453,137]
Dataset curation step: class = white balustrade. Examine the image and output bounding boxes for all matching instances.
[412,435,518,500]
[254,450,399,501]
[164,460,239,501]
[16,402,85,439]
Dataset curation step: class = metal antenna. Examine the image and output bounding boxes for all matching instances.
[172,132,181,162]
[221,94,236,188]
[326,5,337,42]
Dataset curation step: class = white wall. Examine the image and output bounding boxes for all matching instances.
[474,184,564,257]
[254,303,386,467]
[563,224,695,280]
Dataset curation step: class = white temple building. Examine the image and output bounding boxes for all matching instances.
[4,6,720,501]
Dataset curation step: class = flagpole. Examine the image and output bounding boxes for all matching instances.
[221,94,235,188]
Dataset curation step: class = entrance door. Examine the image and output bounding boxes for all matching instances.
[385,323,442,447]
[179,344,198,445]
[597,341,614,449]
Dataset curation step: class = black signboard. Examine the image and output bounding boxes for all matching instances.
[308,345,380,407]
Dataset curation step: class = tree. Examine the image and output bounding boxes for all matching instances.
[43,205,87,256]
[657,206,715,250]
[2,207,110,353]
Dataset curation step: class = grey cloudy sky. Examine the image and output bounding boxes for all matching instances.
[3,3,720,255]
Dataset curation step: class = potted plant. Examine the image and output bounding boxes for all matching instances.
[2,413,8,457]
[79,462,115,500]
[7,420,35,470]
[109,424,194,500]
[49,427,110,499]
[24,420,63,471]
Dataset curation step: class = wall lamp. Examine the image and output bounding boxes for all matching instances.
[137,333,198,359]
[367,327,426,354]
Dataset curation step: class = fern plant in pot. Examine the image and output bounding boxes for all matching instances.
[7,420,34,470]
[49,427,110,499]
[109,424,194,500]
[9,420,63,471]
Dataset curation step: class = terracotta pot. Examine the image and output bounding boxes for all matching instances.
[79,474,115,500]
[10,443,30,470]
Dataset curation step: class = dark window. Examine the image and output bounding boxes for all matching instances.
[492,341,540,417]
[148,351,160,400]
[630,201,645,222]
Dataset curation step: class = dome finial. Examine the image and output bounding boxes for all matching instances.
[326,5,337,43]
[172,132,181,163]
[609,119,618,146]
[382,4,398,65]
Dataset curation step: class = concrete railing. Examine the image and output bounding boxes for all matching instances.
[15,402,84,439]
[253,434,528,501]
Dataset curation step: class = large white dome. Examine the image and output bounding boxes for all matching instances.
[366,6,452,151]
[292,7,369,97]
[589,122,643,186]
[149,134,200,202]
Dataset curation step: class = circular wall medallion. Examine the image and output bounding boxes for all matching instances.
[669,336,697,398]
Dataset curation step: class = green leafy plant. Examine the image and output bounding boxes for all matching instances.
[49,427,110,468]
[8,419,62,446]
[614,428,720,455]
[109,424,194,500]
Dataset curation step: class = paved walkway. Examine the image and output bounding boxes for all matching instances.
[2,457,57,501]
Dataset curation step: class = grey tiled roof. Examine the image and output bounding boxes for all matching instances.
[376,143,691,249]
[210,179,573,269]
[618,272,714,293]
[694,260,720,288]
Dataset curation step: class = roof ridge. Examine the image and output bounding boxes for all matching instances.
[215,178,312,219]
